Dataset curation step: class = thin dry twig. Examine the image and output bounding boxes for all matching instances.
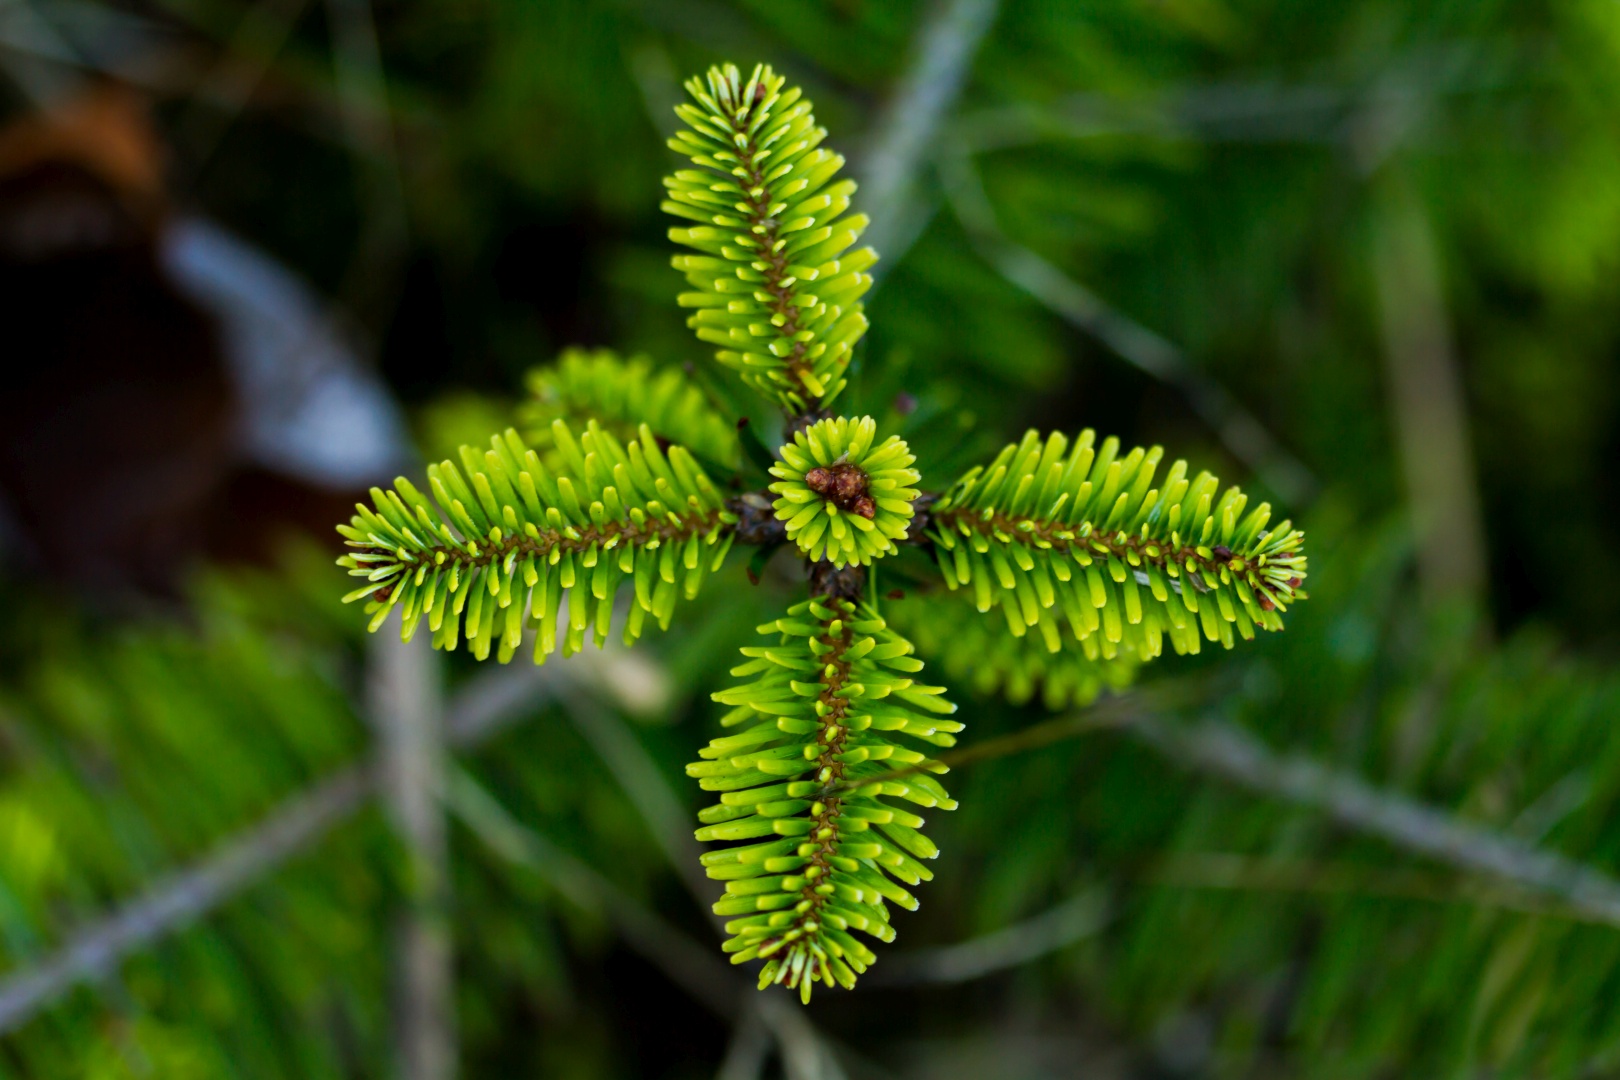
[0,765,372,1035]
[1146,851,1610,924]
[323,0,409,326]
[0,659,568,1037]
[937,148,1316,505]
[869,886,1110,987]
[859,0,1001,267]
[552,674,857,1077]
[558,684,712,903]
[1132,715,1620,927]
[715,1008,773,1080]
[444,766,739,1016]
[449,766,854,1080]
[178,0,315,172]
[368,635,455,1080]
[1368,174,1488,613]
[814,702,1137,802]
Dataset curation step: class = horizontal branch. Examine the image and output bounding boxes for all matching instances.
[1147,851,1615,923]
[929,503,1295,609]
[345,503,726,601]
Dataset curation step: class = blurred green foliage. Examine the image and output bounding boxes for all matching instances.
[4,0,1620,1075]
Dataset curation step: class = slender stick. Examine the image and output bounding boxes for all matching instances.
[0,660,567,1037]
[714,1010,772,1080]
[1368,173,1488,614]
[558,685,712,902]
[859,0,1002,266]
[938,149,1316,506]
[369,635,456,1080]
[443,767,738,1016]
[551,677,856,1075]
[0,766,372,1035]
[323,0,409,326]
[447,768,855,1080]
[1147,852,1612,923]
[1132,715,1620,927]
[0,0,86,104]
[870,886,1110,987]
[178,0,315,172]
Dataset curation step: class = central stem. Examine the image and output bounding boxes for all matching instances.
[728,101,815,403]
[764,612,853,964]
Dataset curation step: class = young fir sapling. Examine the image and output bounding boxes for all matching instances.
[336,62,1309,1003]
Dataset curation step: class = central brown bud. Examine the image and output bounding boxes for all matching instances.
[804,463,876,519]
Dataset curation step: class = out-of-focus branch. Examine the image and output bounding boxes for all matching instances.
[938,150,1316,505]
[1131,715,1620,926]
[0,763,370,1037]
[552,678,853,1079]
[1148,851,1610,923]
[950,45,1510,154]
[448,766,854,1080]
[179,0,315,171]
[559,686,711,903]
[755,996,851,1080]
[368,635,455,1080]
[323,0,408,325]
[715,1010,772,1080]
[0,0,85,103]
[444,767,738,1016]
[1368,174,1488,615]
[859,0,1000,270]
[869,886,1110,987]
[0,659,569,1037]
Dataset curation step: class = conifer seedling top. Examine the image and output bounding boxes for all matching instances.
[337,61,1308,1004]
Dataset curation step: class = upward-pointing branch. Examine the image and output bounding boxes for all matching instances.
[665,63,878,412]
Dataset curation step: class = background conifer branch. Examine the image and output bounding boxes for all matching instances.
[858,0,1001,265]
[888,594,1142,710]
[519,348,740,472]
[0,660,567,1036]
[1131,714,1620,924]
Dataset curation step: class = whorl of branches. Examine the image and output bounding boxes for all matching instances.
[329,59,1313,1007]
[519,348,739,471]
[337,422,735,663]
[688,598,959,1001]
[929,429,1308,659]
[769,416,920,568]
[664,63,877,412]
